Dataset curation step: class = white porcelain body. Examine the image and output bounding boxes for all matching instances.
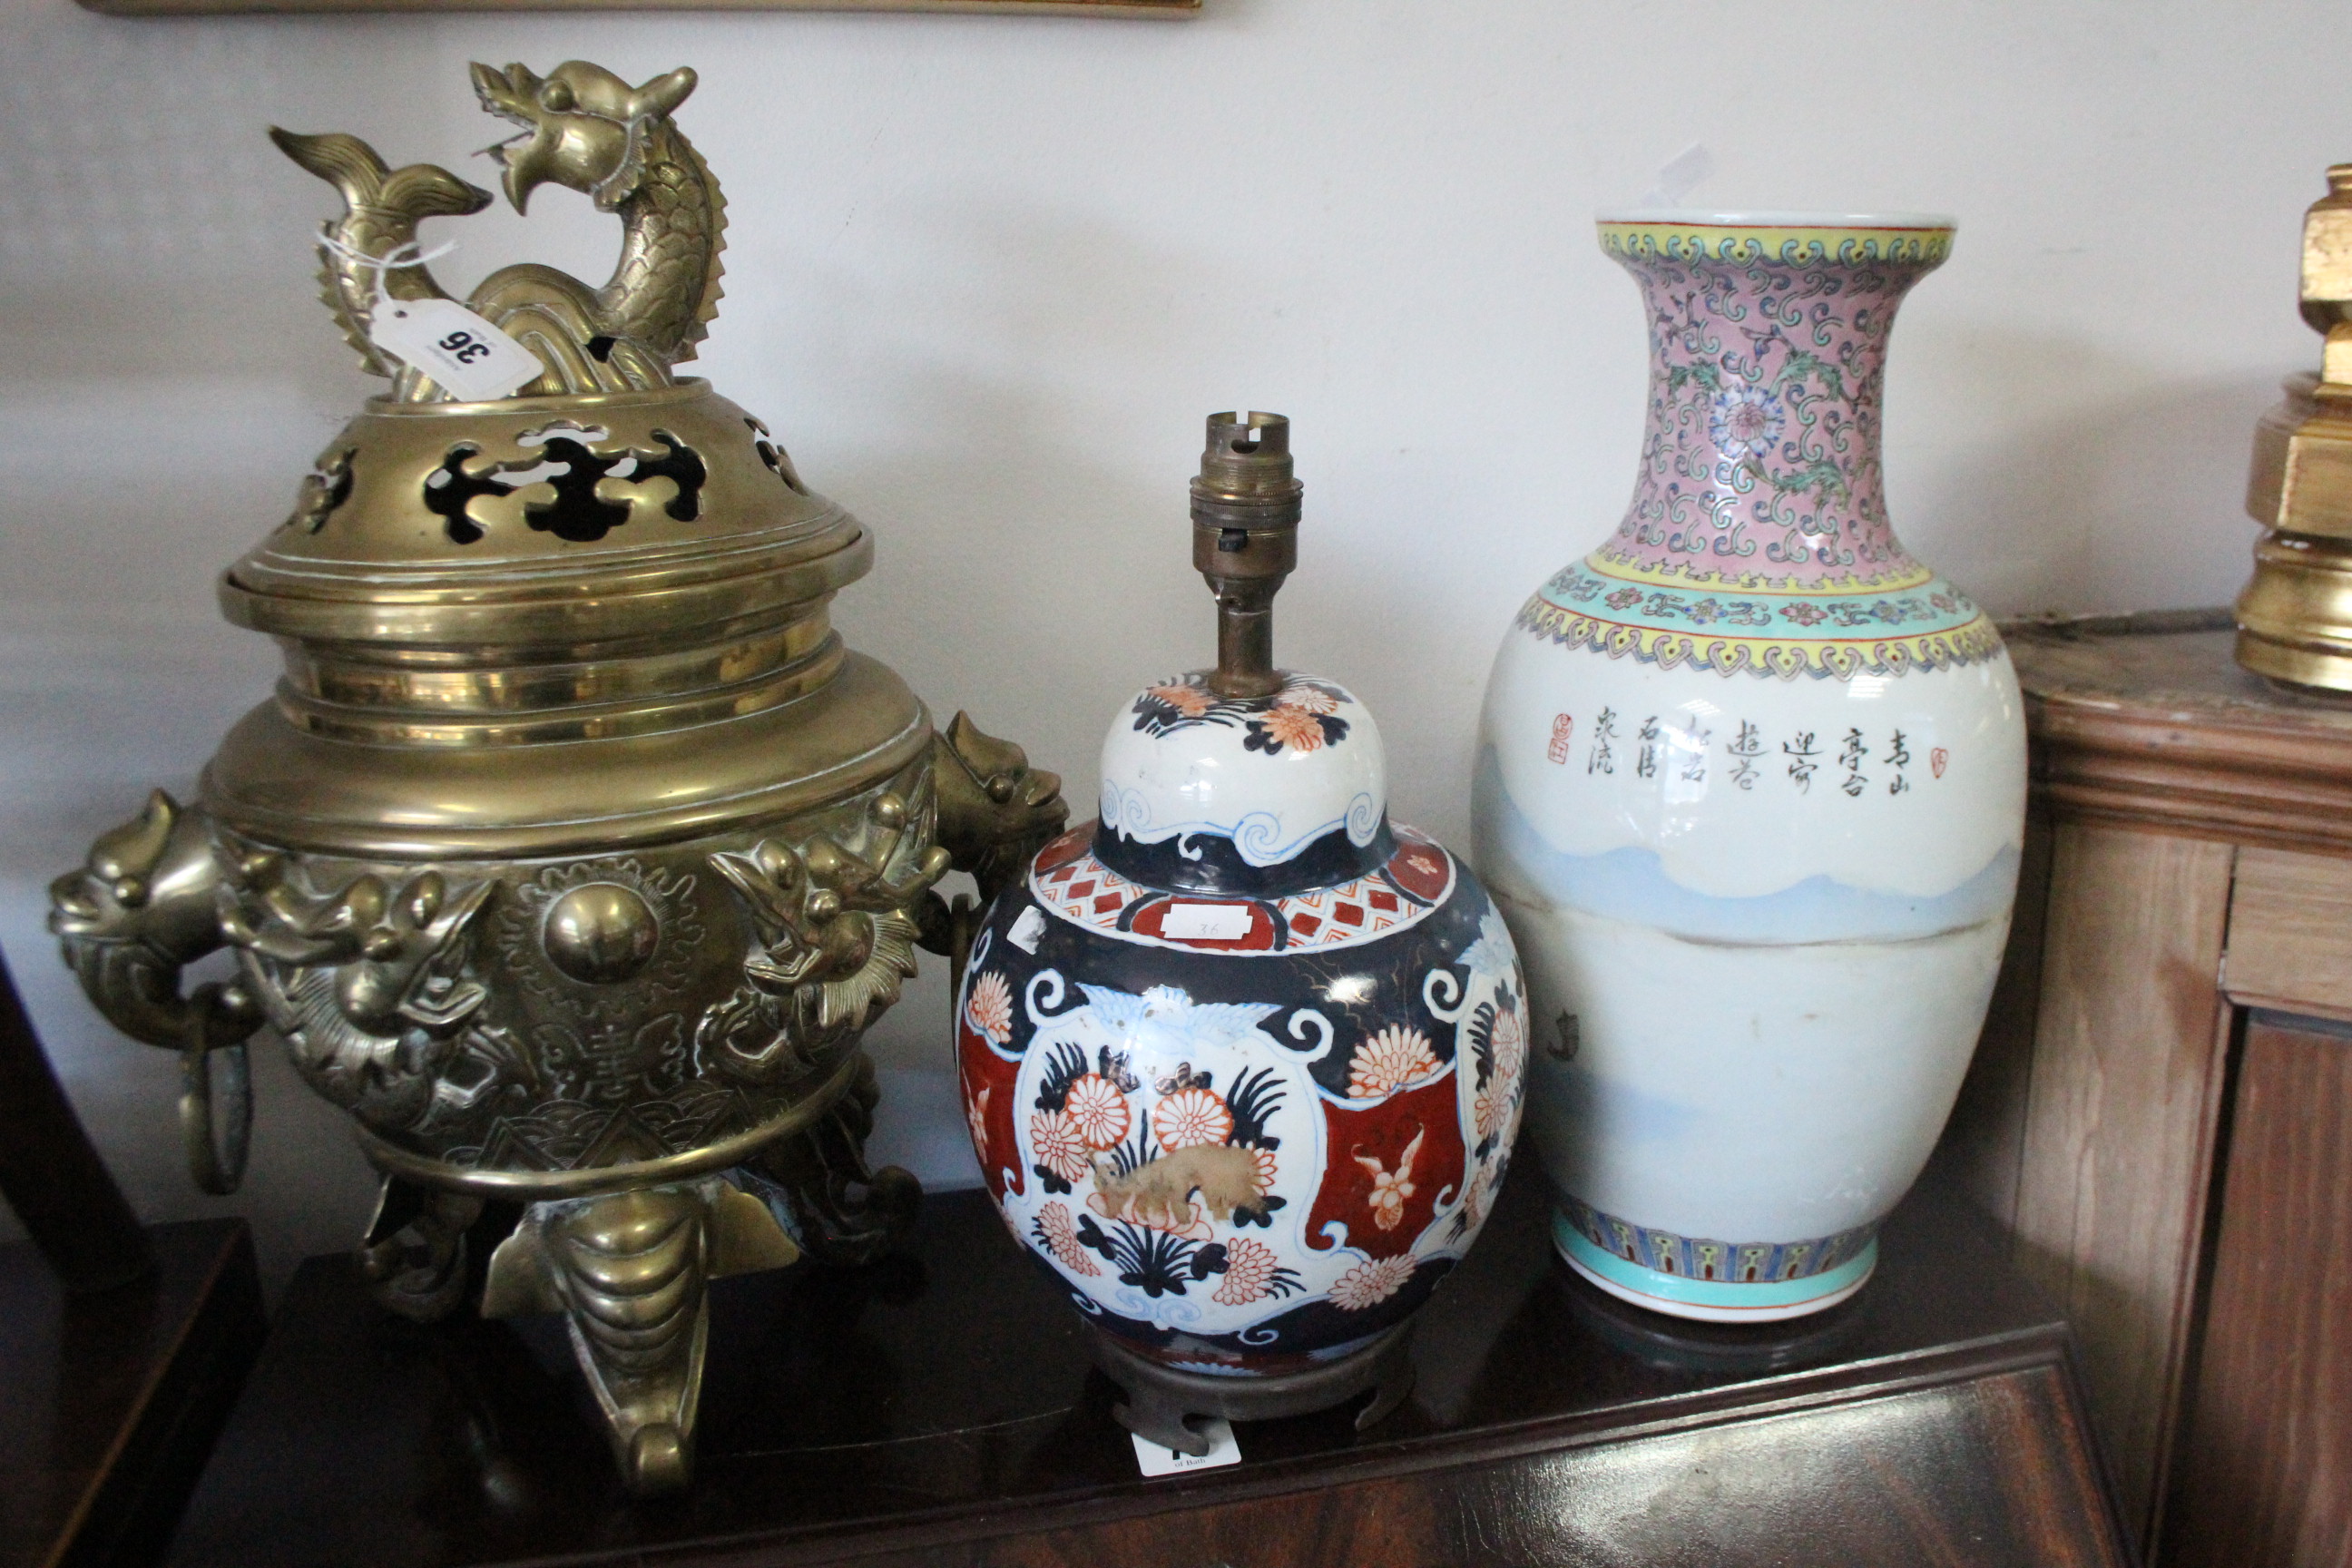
[1474,214,2026,1320]
[1099,673,1387,869]
[1478,637,2024,1318]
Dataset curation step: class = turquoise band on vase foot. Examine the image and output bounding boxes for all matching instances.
[1552,1207,1879,1323]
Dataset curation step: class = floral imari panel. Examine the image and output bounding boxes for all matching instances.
[956,849,1526,1376]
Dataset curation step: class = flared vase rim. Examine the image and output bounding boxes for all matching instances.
[1597,208,1956,232]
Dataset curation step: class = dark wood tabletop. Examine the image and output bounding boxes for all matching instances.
[0,1218,261,1568]
[163,1153,2128,1568]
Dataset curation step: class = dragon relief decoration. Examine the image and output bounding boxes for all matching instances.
[703,789,951,1080]
[273,61,722,398]
[220,854,499,1140]
[45,59,1069,1496]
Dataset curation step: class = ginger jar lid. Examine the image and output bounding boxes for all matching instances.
[1088,412,1392,897]
[1096,667,1390,897]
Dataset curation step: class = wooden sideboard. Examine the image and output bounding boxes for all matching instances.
[164,1162,2127,1567]
[1941,612,2352,1563]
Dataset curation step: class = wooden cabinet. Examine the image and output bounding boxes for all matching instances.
[1941,615,2352,1563]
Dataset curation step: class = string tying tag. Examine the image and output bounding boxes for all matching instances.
[312,230,544,402]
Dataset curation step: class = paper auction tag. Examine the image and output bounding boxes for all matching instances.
[1007,906,1047,955]
[1131,1418,1241,1477]
[1161,903,1253,941]
[370,299,543,402]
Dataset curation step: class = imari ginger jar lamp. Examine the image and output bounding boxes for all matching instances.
[957,414,1526,1451]
[44,61,1064,1493]
[1475,213,2026,1321]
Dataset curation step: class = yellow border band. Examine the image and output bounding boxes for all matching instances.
[1601,221,1953,267]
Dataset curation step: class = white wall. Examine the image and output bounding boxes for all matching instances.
[0,0,2337,1284]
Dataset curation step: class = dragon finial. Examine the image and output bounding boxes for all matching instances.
[274,60,726,402]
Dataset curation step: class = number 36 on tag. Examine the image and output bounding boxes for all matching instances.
[371,299,544,402]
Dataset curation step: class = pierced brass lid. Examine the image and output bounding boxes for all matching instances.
[202,66,929,855]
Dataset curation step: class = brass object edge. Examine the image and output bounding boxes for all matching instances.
[201,700,935,859]
[270,637,847,746]
[222,529,870,626]
[357,1048,866,1198]
[284,614,833,709]
[2237,166,2352,691]
[2236,627,2352,693]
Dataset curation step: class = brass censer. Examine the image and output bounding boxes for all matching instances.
[47,60,1063,1494]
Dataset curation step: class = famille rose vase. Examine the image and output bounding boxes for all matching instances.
[1475,214,2026,1323]
[957,414,1525,1448]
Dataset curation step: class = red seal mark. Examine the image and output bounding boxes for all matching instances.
[1930,748,1950,779]
[1546,713,1574,764]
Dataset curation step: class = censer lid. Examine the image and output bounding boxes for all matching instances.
[220,379,867,650]
[1093,414,1394,897]
[229,63,867,652]
[196,60,932,858]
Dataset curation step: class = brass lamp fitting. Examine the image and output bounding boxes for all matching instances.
[1191,412,1303,699]
[2237,165,2352,691]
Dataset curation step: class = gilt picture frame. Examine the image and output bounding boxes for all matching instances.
[78,0,1191,16]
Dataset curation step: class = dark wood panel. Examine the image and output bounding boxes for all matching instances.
[0,952,152,1294]
[2164,1014,2352,1568]
[801,1364,2122,1568]
[170,1168,2126,1568]
[0,1220,263,1568]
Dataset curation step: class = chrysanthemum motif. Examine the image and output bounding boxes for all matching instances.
[1036,1201,1101,1277]
[1259,705,1327,752]
[965,970,1014,1045]
[1029,1109,1091,1183]
[965,1083,991,1158]
[1152,1085,1235,1150]
[1348,1025,1440,1099]
[1250,1144,1279,1192]
[1213,1236,1282,1306]
[1491,1003,1526,1082]
[1064,1073,1132,1150]
[1274,683,1341,716]
[1143,681,1214,717]
[1709,386,1786,458]
[1328,1253,1416,1312]
[1474,1085,1502,1143]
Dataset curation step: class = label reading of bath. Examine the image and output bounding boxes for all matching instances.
[370,299,543,402]
[1161,902,1254,941]
[1131,1418,1241,1477]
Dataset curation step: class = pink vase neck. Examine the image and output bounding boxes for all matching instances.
[1599,240,1944,591]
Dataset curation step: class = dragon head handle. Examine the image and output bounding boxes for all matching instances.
[472,62,699,217]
